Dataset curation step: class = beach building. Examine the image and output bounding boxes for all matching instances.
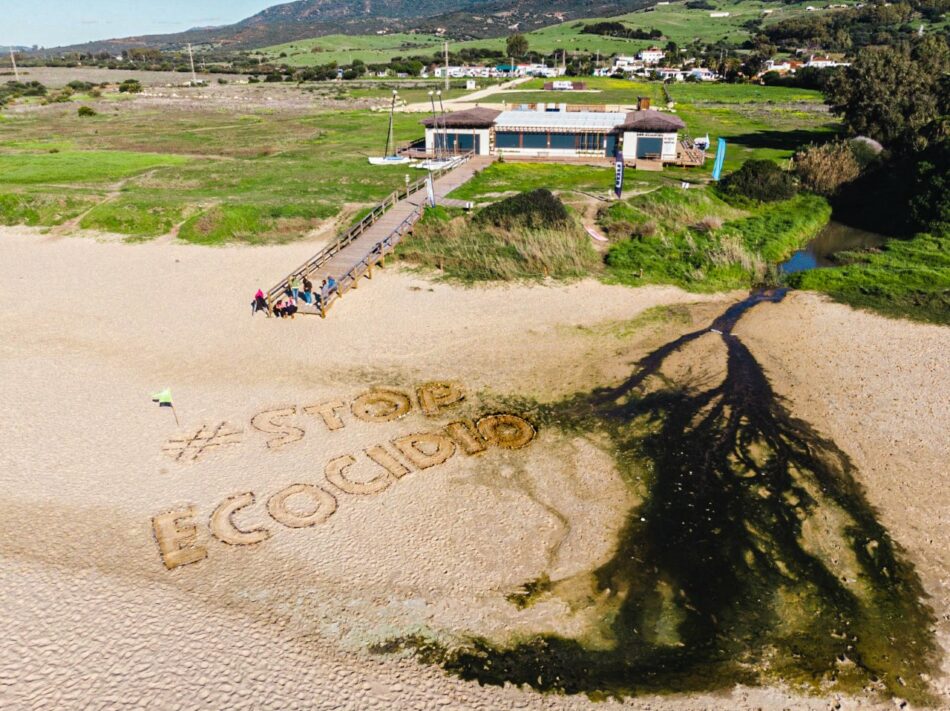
[418,106,701,167]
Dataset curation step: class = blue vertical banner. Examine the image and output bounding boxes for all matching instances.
[711,138,727,181]
[614,151,625,198]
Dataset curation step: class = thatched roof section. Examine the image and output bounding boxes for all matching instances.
[620,111,686,132]
[421,107,501,129]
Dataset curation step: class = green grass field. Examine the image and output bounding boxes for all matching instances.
[0,107,432,242]
[0,151,187,184]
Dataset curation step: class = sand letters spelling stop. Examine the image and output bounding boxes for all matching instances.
[152,382,537,570]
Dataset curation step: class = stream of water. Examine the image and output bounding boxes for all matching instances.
[780,221,888,274]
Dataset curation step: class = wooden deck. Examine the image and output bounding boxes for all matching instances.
[268,154,491,318]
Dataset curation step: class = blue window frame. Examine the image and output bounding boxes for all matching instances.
[496,131,520,148]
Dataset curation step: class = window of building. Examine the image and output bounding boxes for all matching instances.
[522,133,548,150]
[495,131,520,149]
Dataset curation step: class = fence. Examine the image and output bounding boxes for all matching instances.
[315,204,424,317]
[265,151,474,313]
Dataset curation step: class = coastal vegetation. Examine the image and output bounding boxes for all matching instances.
[603,189,830,291]
[398,191,599,282]
[0,109,427,241]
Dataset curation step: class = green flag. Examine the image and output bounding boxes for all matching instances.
[151,388,173,406]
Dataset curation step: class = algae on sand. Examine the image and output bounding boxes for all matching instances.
[386,291,938,705]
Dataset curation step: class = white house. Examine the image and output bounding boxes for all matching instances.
[688,67,719,81]
[805,55,850,69]
[609,55,645,75]
[654,67,686,81]
[638,47,666,65]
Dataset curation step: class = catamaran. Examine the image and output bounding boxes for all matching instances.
[368,90,411,166]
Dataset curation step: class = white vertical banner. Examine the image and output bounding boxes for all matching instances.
[614,151,625,199]
[426,174,436,207]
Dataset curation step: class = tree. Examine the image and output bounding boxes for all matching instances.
[824,36,949,151]
[506,33,529,60]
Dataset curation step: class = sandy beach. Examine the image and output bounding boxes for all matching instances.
[1,226,947,710]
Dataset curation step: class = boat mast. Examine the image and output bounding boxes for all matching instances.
[428,90,441,161]
[385,89,397,157]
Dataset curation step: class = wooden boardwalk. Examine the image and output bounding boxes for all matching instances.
[268,154,491,317]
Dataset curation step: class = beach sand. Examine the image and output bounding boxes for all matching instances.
[1,227,946,709]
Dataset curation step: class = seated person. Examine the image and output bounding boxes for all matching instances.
[284,297,298,319]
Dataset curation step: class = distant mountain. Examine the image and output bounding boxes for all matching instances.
[41,0,651,54]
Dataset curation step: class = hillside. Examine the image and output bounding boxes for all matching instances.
[261,0,846,67]
[40,0,651,54]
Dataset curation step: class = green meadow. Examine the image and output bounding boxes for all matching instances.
[0,108,430,241]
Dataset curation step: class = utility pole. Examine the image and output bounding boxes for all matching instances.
[10,49,19,81]
[443,41,450,93]
[187,43,197,84]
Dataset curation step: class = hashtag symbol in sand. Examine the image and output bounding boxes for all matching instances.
[162,423,243,462]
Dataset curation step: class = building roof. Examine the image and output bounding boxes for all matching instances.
[421,107,501,129]
[494,110,628,132]
[620,111,686,132]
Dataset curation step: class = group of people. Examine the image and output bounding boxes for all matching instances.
[252,275,338,319]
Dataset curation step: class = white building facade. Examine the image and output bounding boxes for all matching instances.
[421,107,688,164]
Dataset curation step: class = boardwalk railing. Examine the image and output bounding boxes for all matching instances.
[265,151,474,311]
[317,204,424,317]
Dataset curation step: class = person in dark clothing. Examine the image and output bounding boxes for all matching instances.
[284,297,298,319]
[253,289,269,316]
[302,276,313,304]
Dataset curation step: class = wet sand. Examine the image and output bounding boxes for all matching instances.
[1,227,946,709]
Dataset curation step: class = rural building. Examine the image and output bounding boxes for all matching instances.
[419,106,699,167]
[544,81,587,91]
[638,47,666,65]
[805,55,850,69]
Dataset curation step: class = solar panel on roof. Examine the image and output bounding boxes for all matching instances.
[494,111,628,131]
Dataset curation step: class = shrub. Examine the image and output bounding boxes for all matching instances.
[474,188,569,230]
[632,220,657,238]
[399,211,599,283]
[720,159,797,202]
[118,79,142,93]
[794,141,861,196]
[77,106,97,117]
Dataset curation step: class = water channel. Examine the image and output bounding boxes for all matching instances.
[780,220,888,274]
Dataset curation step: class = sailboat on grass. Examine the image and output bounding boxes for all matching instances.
[368,90,411,166]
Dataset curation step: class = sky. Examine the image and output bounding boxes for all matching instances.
[0,0,280,48]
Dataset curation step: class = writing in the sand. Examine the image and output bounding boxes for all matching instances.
[151,383,537,570]
[162,382,481,461]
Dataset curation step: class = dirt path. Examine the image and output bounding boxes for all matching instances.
[401,77,533,112]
